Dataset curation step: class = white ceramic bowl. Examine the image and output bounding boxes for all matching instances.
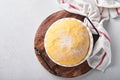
[44,18,93,67]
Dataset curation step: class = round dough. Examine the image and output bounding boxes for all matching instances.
[45,18,90,66]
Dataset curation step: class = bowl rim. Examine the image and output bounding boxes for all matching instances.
[44,18,93,67]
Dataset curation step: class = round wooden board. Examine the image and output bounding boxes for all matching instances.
[34,10,97,78]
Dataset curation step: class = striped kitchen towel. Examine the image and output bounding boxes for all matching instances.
[57,0,120,72]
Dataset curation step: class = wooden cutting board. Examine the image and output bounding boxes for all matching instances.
[34,10,99,78]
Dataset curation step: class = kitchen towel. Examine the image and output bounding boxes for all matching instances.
[57,0,120,72]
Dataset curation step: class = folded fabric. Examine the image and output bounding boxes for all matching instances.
[57,0,120,71]
[95,0,120,8]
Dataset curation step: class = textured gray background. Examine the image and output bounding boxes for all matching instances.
[0,0,120,80]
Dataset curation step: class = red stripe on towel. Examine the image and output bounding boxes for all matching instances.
[95,52,107,69]
[69,4,79,10]
[89,26,110,41]
[99,31,110,41]
[61,0,65,3]
[116,8,120,15]
[100,8,104,15]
